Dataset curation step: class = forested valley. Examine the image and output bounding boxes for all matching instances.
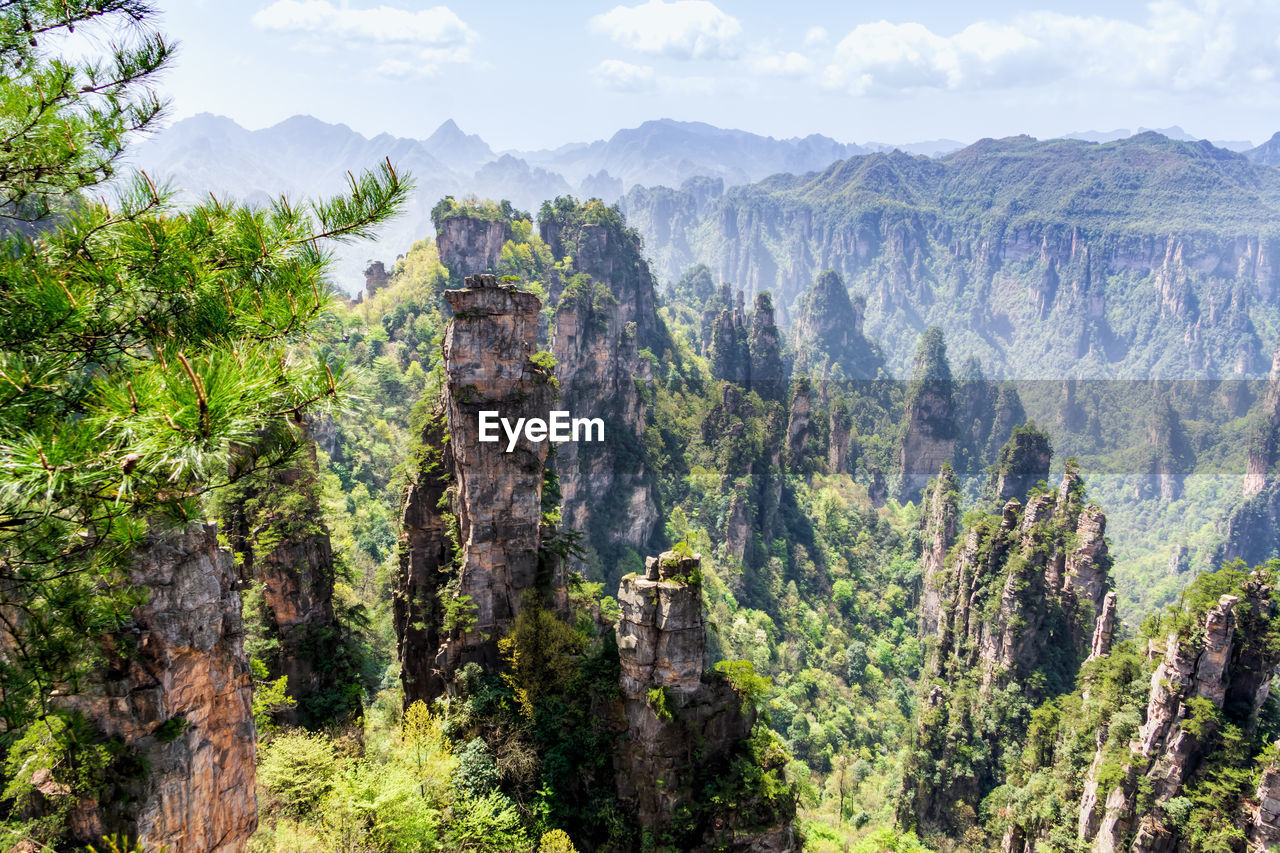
[8,5,1280,853]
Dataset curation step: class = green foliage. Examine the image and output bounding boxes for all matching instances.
[444,792,532,853]
[258,731,342,815]
[452,738,500,798]
[0,5,410,813]
[498,595,584,719]
[648,686,675,722]
[714,660,773,711]
[252,672,297,735]
[538,828,580,853]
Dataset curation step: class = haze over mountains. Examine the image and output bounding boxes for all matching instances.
[134,113,1273,293]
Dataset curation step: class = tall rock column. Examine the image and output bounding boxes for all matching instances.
[919,465,960,641]
[543,206,664,558]
[58,523,257,852]
[440,274,554,673]
[614,549,797,850]
[397,274,555,698]
[1080,576,1280,853]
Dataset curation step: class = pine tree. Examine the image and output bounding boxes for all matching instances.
[0,0,409,746]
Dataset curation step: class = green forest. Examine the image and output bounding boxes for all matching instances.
[5,4,1280,853]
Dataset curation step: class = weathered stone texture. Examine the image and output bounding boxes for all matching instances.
[59,523,257,853]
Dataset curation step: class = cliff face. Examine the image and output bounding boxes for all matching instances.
[621,136,1280,378]
[898,331,957,501]
[904,465,1113,836]
[702,384,789,571]
[1221,347,1280,564]
[542,211,664,561]
[223,445,337,721]
[791,270,882,379]
[395,409,455,704]
[918,465,960,641]
[397,274,556,699]
[989,425,1053,503]
[58,523,257,852]
[614,550,797,851]
[749,292,786,402]
[1076,575,1280,853]
[435,215,509,278]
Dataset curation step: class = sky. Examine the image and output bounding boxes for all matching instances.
[141,0,1280,151]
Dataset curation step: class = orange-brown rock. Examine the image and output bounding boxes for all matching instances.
[58,522,257,852]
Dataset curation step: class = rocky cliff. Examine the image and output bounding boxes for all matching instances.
[791,269,882,379]
[1076,575,1280,853]
[902,461,1113,836]
[397,273,556,700]
[435,214,509,278]
[988,424,1053,503]
[898,329,958,500]
[56,523,257,852]
[221,443,338,722]
[622,135,1280,379]
[541,201,665,565]
[614,549,797,851]
[1221,347,1280,564]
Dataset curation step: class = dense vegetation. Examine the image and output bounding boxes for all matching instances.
[5,6,1280,852]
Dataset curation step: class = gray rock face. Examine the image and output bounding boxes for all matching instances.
[223,443,337,721]
[1080,578,1280,853]
[396,278,556,697]
[919,465,960,641]
[786,381,811,461]
[614,551,797,850]
[439,281,555,674]
[396,410,455,705]
[905,468,1113,836]
[1088,591,1118,660]
[436,216,508,277]
[58,523,257,852]
[617,552,707,698]
[1250,751,1280,853]
[544,216,662,557]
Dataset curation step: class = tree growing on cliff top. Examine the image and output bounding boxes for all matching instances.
[0,0,409,798]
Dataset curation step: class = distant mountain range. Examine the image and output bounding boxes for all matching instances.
[127,113,1271,292]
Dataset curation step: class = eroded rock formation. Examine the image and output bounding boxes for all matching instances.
[543,208,664,558]
[903,465,1113,836]
[614,550,797,851]
[792,269,882,379]
[397,273,556,700]
[435,215,508,277]
[58,523,257,852]
[1078,575,1280,853]
[222,443,337,720]
[1222,346,1280,564]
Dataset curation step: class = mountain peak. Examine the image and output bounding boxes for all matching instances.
[424,119,493,165]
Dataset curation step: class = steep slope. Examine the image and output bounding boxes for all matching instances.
[901,456,1112,837]
[41,524,257,852]
[624,134,1280,378]
[540,198,667,567]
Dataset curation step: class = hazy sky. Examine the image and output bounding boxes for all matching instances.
[146,1,1280,150]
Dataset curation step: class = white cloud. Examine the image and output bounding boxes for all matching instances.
[590,0,741,60]
[821,0,1280,96]
[253,0,475,77]
[752,51,815,78]
[803,26,828,48]
[594,59,658,93]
